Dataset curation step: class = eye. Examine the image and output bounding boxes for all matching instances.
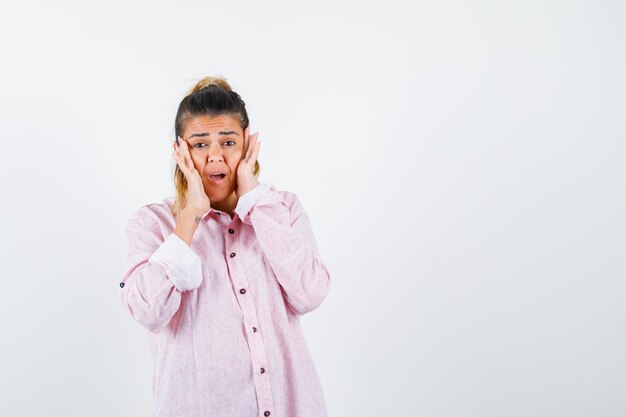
[191,141,236,149]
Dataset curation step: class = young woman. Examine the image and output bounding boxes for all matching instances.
[119,76,332,417]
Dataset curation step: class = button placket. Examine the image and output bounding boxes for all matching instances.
[226,222,275,415]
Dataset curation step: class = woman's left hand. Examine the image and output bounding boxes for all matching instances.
[236,129,261,198]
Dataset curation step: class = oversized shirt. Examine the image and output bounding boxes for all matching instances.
[118,183,332,417]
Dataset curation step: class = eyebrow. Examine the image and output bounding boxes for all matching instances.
[188,131,239,139]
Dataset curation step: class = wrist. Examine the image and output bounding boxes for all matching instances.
[237,177,260,197]
[174,209,202,247]
[180,207,204,225]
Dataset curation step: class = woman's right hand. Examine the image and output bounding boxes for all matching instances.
[172,136,212,216]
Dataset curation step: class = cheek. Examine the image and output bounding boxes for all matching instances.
[226,154,243,169]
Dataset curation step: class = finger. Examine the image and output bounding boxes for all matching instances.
[174,140,189,173]
[245,132,258,162]
[249,133,260,162]
[180,138,194,171]
[173,144,193,176]
[245,131,255,160]
[173,151,188,176]
[243,135,251,162]
[250,136,261,164]
[175,152,198,180]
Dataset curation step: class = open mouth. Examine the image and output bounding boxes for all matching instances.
[208,173,227,184]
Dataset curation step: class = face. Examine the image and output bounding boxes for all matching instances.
[179,114,248,203]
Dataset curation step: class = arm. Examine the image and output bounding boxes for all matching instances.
[235,184,332,316]
[119,209,204,332]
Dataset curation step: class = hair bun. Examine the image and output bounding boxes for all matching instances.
[190,76,232,94]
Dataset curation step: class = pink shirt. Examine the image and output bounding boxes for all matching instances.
[119,183,332,417]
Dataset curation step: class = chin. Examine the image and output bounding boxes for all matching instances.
[205,185,235,202]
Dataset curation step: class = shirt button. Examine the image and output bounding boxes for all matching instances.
[264,412,271,416]
[230,252,236,258]
[228,228,235,234]
[239,288,246,294]
[252,327,257,332]
[260,367,265,374]
[119,282,125,288]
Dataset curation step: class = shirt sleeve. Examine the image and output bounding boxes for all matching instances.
[119,210,204,332]
[234,183,332,316]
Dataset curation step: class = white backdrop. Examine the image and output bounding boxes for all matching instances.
[1,1,624,416]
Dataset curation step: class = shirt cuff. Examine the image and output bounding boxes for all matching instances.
[234,182,273,223]
[148,232,203,292]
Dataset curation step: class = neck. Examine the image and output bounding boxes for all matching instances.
[211,191,239,218]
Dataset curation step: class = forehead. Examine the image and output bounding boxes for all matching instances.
[184,114,241,134]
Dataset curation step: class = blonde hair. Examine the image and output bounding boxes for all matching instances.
[171,76,260,216]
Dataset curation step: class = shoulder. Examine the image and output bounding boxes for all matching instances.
[268,185,307,217]
[278,189,298,205]
[265,183,299,207]
[127,196,176,227]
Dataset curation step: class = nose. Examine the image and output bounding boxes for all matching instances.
[207,143,224,163]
